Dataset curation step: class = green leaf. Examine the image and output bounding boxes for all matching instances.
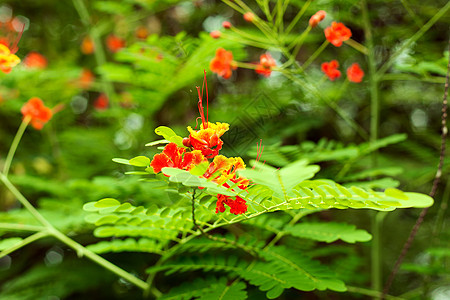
[154,126,184,147]
[112,158,131,165]
[0,237,23,251]
[94,198,120,208]
[129,156,151,167]
[285,222,372,243]
[384,188,409,200]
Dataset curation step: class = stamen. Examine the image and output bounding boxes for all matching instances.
[10,21,24,54]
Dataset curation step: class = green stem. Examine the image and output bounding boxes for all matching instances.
[3,116,30,177]
[371,211,387,295]
[376,1,450,78]
[50,228,149,291]
[0,172,52,228]
[302,40,329,70]
[432,177,450,243]
[0,231,49,259]
[347,285,405,300]
[0,223,45,232]
[345,38,369,55]
[72,0,115,103]
[285,0,312,35]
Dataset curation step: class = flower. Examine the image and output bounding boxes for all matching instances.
[309,10,326,28]
[23,52,47,69]
[321,60,341,81]
[135,26,149,39]
[106,34,126,53]
[94,93,109,110]
[20,97,53,130]
[0,44,20,73]
[186,122,230,158]
[80,36,94,54]
[210,30,221,39]
[216,194,247,214]
[150,143,205,174]
[209,48,237,79]
[347,63,364,83]
[222,21,232,29]
[324,22,352,47]
[255,53,276,77]
[79,69,94,89]
[243,12,255,22]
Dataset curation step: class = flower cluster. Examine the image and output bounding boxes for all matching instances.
[324,21,352,47]
[150,76,250,215]
[20,97,53,130]
[321,60,365,83]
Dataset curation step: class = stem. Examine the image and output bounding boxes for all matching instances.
[347,285,405,300]
[376,1,450,78]
[371,211,387,295]
[50,228,149,291]
[285,0,312,35]
[0,223,45,232]
[3,116,30,177]
[0,231,49,259]
[0,172,52,228]
[302,40,329,70]
[345,39,369,55]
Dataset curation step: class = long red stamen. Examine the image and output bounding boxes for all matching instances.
[196,70,210,129]
[10,22,24,54]
[204,69,209,124]
[253,139,265,169]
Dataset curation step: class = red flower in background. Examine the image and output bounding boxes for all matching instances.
[309,10,326,28]
[347,63,364,83]
[150,143,205,174]
[23,52,47,69]
[255,53,276,77]
[135,26,149,39]
[243,12,255,22]
[106,34,126,53]
[210,48,237,79]
[222,21,232,29]
[94,93,109,110]
[324,22,352,47]
[79,69,94,89]
[80,36,94,54]
[321,60,341,81]
[21,97,53,130]
[210,30,221,39]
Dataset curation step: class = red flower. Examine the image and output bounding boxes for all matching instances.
[210,48,237,79]
[79,69,94,89]
[255,53,276,77]
[23,52,47,69]
[321,60,341,81]
[135,26,149,39]
[187,122,229,158]
[216,194,248,215]
[222,21,232,29]
[150,143,205,174]
[81,36,94,54]
[324,22,352,47]
[347,63,364,83]
[20,97,53,130]
[210,31,221,39]
[106,34,126,53]
[309,10,326,28]
[243,12,255,22]
[94,94,109,110]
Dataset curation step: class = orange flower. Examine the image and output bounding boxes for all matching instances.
[0,44,20,73]
[347,63,364,83]
[106,34,126,53]
[210,30,221,39]
[309,10,326,28]
[321,60,341,81]
[255,53,276,77]
[150,143,205,174]
[135,26,149,39]
[186,122,230,158]
[79,69,94,89]
[81,36,94,54]
[23,52,47,69]
[210,48,237,79]
[21,97,53,130]
[324,22,352,47]
[243,12,255,22]
[94,93,109,110]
